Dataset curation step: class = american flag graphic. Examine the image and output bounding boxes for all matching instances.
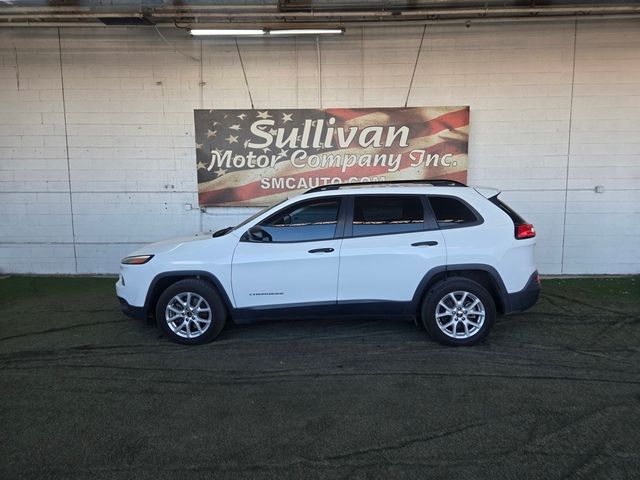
[195,106,469,206]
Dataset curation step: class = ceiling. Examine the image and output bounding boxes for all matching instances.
[1,1,639,28]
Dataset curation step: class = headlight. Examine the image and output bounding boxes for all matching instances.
[121,255,154,265]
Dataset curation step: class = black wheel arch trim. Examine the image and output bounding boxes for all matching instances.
[411,264,511,314]
[142,266,534,323]
[144,270,235,316]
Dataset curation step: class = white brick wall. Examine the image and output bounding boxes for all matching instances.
[0,21,638,275]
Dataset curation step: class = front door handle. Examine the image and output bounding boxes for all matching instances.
[308,247,334,253]
[411,241,439,247]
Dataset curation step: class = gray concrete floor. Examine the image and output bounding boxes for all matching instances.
[1,276,639,479]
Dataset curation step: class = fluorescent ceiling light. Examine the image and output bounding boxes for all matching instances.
[189,28,344,37]
[190,29,265,36]
[269,28,344,35]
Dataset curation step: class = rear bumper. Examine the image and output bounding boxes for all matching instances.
[505,271,540,313]
[118,296,147,321]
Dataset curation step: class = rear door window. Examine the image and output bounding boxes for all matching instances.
[352,195,425,236]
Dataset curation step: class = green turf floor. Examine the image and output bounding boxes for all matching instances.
[0,276,639,479]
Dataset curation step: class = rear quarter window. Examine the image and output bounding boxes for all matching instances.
[428,196,482,229]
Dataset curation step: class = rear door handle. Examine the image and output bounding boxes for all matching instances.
[411,241,439,247]
[308,247,334,253]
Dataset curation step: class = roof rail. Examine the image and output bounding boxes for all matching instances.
[304,178,467,194]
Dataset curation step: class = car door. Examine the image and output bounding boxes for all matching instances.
[337,194,446,303]
[232,196,344,308]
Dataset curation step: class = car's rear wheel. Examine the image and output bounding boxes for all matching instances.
[421,278,496,346]
[155,279,226,345]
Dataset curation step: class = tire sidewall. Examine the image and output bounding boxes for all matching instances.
[155,279,226,345]
[421,278,496,347]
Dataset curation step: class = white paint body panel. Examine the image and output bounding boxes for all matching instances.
[116,185,538,312]
[116,233,238,309]
[432,188,535,293]
[338,230,446,302]
[232,239,342,307]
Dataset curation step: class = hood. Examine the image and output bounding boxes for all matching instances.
[128,233,213,256]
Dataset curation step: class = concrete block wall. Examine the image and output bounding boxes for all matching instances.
[0,20,638,275]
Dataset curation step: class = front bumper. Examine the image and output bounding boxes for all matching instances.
[116,269,152,321]
[118,296,147,321]
[505,271,541,313]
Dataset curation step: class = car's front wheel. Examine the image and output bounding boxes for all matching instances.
[155,279,226,345]
[421,278,496,346]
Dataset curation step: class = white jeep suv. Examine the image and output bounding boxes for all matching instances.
[116,180,540,346]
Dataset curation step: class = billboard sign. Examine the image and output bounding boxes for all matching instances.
[195,106,469,206]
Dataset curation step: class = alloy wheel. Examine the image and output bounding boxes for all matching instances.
[165,292,213,339]
[435,290,486,339]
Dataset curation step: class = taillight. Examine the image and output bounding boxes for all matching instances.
[515,223,536,239]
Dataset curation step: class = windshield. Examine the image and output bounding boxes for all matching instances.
[232,199,288,232]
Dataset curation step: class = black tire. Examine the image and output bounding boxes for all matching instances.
[421,278,496,347]
[155,279,226,345]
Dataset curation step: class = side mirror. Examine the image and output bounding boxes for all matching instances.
[246,226,273,242]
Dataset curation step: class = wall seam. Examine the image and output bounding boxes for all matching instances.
[316,35,322,108]
[199,39,204,109]
[560,20,578,274]
[295,37,299,108]
[14,46,20,90]
[199,38,204,233]
[57,27,78,273]
[360,26,365,107]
